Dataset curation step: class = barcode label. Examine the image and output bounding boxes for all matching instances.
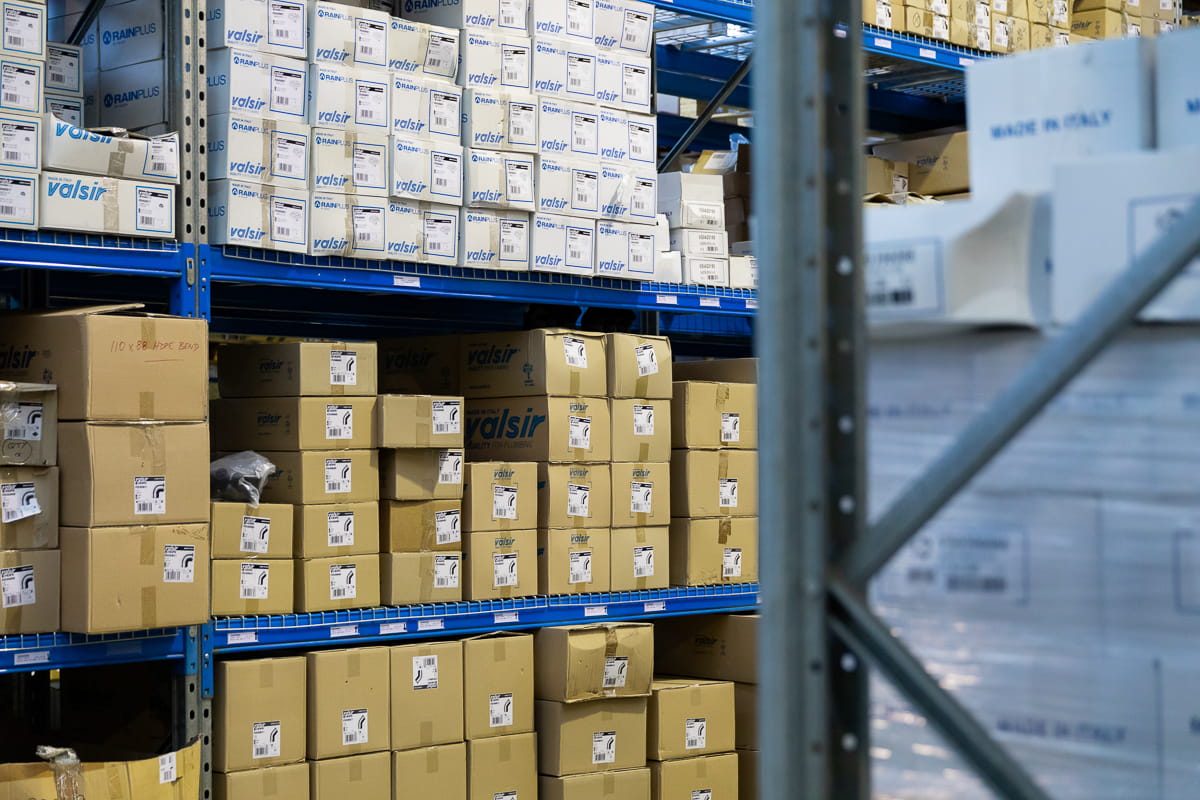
[568,483,591,518]
[271,67,304,112]
[723,547,743,578]
[592,731,617,764]
[493,485,519,520]
[240,562,271,599]
[432,400,461,434]
[353,146,383,187]
[572,169,598,210]
[505,160,533,203]
[136,187,172,232]
[269,1,304,46]
[493,552,519,588]
[271,198,305,243]
[0,401,38,442]
[630,481,653,515]
[633,343,658,376]
[430,91,460,136]
[0,481,38,523]
[425,34,457,75]
[325,404,354,440]
[571,112,598,155]
[721,412,741,442]
[603,656,628,688]
[563,336,588,368]
[325,458,353,494]
[569,550,592,584]
[424,214,456,256]
[569,415,592,450]
[356,20,386,62]
[432,153,461,195]
[633,404,655,436]
[621,9,651,50]
[163,545,195,583]
[633,545,655,577]
[435,509,461,544]
[413,655,439,689]
[329,564,357,600]
[568,227,593,267]
[500,219,528,260]
[4,9,36,52]
[357,84,386,124]
[501,44,529,87]
[342,709,369,746]
[685,718,707,750]
[509,102,535,143]
[251,721,281,759]
[329,350,357,385]
[149,139,177,176]
[489,693,514,727]
[629,123,653,161]
[158,753,176,785]
[692,791,713,800]
[567,54,594,93]
[434,554,459,588]
[1,121,34,167]
[134,476,166,515]
[439,450,464,485]
[719,478,739,508]
[622,64,649,105]
[327,511,356,547]
[0,564,34,608]
[273,135,304,180]
[568,0,594,35]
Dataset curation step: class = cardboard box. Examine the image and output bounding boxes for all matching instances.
[390,74,462,143]
[41,171,176,238]
[59,422,208,527]
[540,768,650,800]
[294,501,379,558]
[97,59,169,130]
[536,697,649,775]
[538,527,612,594]
[466,396,612,463]
[531,211,596,275]
[211,501,295,559]
[460,208,532,271]
[671,382,758,450]
[307,62,390,132]
[211,558,295,616]
[208,180,308,252]
[610,462,670,528]
[214,763,310,800]
[467,733,538,800]
[462,460,538,531]
[217,341,378,397]
[681,256,729,288]
[605,333,672,399]
[381,448,465,501]
[259,450,379,505]
[390,136,464,204]
[649,753,738,800]
[654,614,758,684]
[376,394,465,448]
[0,305,206,421]
[296,553,381,612]
[669,517,758,586]
[392,744,467,800]
[538,462,612,529]
[734,683,757,749]
[307,646,391,758]
[871,131,969,196]
[213,655,307,772]
[389,17,461,81]
[656,172,724,230]
[0,742,201,800]
[207,0,306,56]
[0,465,56,549]
[309,2,390,67]
[647,679,736,760]
[727,255,757,290]
[1071,8,1133,36]
[459,328,607,398]
[390,641,465,749]
[737,748,758,800]
[535,622,654,702]
[207,113,309,188]
[461,89,538,152]
[0,383,56,467]
[670,450,757,520]
[43,117,179,184]
[610,526,669,591]
[464,147,536,210]
[463,632,534,739]
[0,55,41,117]
[382,551,463,604]
[309,752,390,800]
[212,397,377,451]
[381,499,462,551]
[378,335,461,394]
[60,523,210,633]
[463,528,538,599]
[0,547,58,634]
[309,127,388,196]
[867,155,911,195]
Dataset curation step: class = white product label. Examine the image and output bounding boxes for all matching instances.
[572,169,597,209]
[500,0,524,27]
[271,66,305,113]
[572,112,598,154]
[240,562,271,599]
[356,82,387,124]
[509,101,535,142]
[430,90,460,136]
[569,550,592,584]
[688,202,723,227]
[993,0,1007,12]
[325,458,353,494]
[434,554,460,588]
[352,206,384,249]
[3,9,35,52]
[563,335,588,367]
[622,9,652,50]
[879,528,1026,603]
[568,0,594,35]
[330,350,358,385]
[271,197,305,243]
[495,793,517,800]
[592,731,617,764]
[500,218,529,260]
[353,145,383,186]
[633,343,658,376]
[633,545,655,577]
[567,483,590,518]
[685,718,707,750]
[628,122,653,162]
[603,656,628,688]
[341,709,369,746]
[630,179,655,216]
[0,481,38,523]
[493,485,519,519]
[148,139,177,175]
[432,152,461,194]
[630,481,653,515]
[723,547,743,578]
[501,44,530,86]
[273,134,306,179]
[567,227,593,266]
[432,400,461,434]
[865,240,942,315]
[2,401,41,440]
[136,187,172,232]
[505,160,534,203]
[425,33,457,73]
[721,412,741,443]
[163,545,195,583]
[493,552,519,587]
[134,476,166,515]
[489,693,514,726]
[356,19,387,62]
[994,19,1009,48]
[0,121,34,168]
[158,752,176,785]
[0,64,33,109]
[719,478,739,508]
[435,509,461,544]
[0,564,33,607]
[329,564,357,599]
[425,213,456,255]
[633,404,655,436]
[325,404,354,440]
[567,53,594,93]
[1052,0,1067,22]
[622,64,649,105]
[691,791,712,800]
[413,655,439,689]
[240,515,271,553]
[569,415,592,449]
[252,721,281,759]
[629,232,653,269]
[439,451,463,485]
[269,1,304,47]
[327,511,356,547]
[48,48,79,91]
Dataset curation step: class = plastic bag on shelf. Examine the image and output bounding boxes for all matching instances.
[210,451,275,506]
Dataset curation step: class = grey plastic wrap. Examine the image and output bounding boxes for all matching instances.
[210,451,275,506]
[35,746,83,800]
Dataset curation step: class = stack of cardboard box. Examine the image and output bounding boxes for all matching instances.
[390,639,467,799]
[465,633,539,800]
[657,173,730,288]
[647,675,739,800]
[1070,0,1179,38]
[208,500,296,617]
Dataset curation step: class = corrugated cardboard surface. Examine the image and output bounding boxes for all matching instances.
[668,517,759,586]
[654,614,759,685]
[460,328,607,398]
[467,733,538,800]
[392,743,467,800]
[0,547,58,634]
[295,554,381,613]
[59,422,210,526]
[539,768,651,800]
[538,528,612,596]
[649,752,738,800]
[0,306,208,420]
[260,450,380,504]
[610,527,670,591]
[462,461,538,532]
[670,381,758,450]
[610,462,670,529]
[0,381,57,465]
[381,551,463,605]
[535,623,654,703]
[60,524,210,633]
[609,399,671,462]
[214,656,307,772]
[669,450,758,519]
[306,647,391,759]
[0,741,202,800]
[871,131,969,195]
[463,529,537,600]
[376,394,465,448]
[605,333,673,399]
[294,501,380,558]
[390,641,465,750]
[210,558,295,617]
[309,751,390,800]
[647,679,736,760]
[381,499,462,551]
[0,465,58,548]
[218,341,379,397]
[214,762,309,800]
[466,396,612,463]
[538,463,612,529]
[672,358,757,384]
[535,697,649,776]
[463,632,534,740]
[210,502,294,558]
[734,683,757,750]
[378,335,461,394]
[381,448,464,500]
[211,396,377,450]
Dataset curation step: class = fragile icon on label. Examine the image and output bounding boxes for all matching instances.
[592,731,617,764]
[685,717,707,750]
[134,476,166,515]
[567,483,590,518]
[240,515,271,553]
[252,720,281,759]
[719,478,739,508]
[0,481,38,523]
[721,412,741,443]
[569,550,592,584]
[493,552,519,588]
[435,509,461,545]
[632,545,655,578]
[489,692,514,727]
[568,415,592,450]
[439,450,463,485]
[341,708,369,746]
[432,400,461,435]
[163,545,195,583]
[633,343,658,376]
[329,350,357,385]
[0,563,34,608]
[325,404,354,440]
[434,554,459,588]
[563,335,588,368]
[327,511,356,547]
[603,656,628,689]
[240,563,271,599]
[630,482,653,515]
[493,485,519,520]
[413,655,439,690]
[723,547,743,579]
[329,564,357,600]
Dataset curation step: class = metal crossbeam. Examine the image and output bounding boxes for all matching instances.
[68,0,106,45]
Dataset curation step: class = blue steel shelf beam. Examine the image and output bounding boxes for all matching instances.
[0,628,188,674]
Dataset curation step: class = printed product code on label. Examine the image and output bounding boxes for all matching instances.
[240,562,271,599]
[252,721,282,759]
[632,404,654,436]
[435,509,461,544]
[325,458,352,494]
[413,655,439,689]
[0,481,38,523]
[329,350,357,385]
[158,752,176,785]
[432,400,461,435]
[134,476,166,515]
[269,1,304,47]
[719,478,739,508]
[425,34,457,74]
[352,206,384,249]
[439,450,463,485]
[691,791,712,800]
[633,545,655,578]
[341,709,369,746]
[493,552,519,588]
[723,547,742,578]
[430,91,459,136]
[2,401,41,440]
[163,545,195,583]
[495,793,517,800]
[240,515,271,553]
[509,102,534,143]
[137,187,172,232]
[1,121,34,168]
[329,564,357,600]
[592,731,617,764]
[325,404,354,439]
[563,335,588,368]
[633,343,658,376]
[500,219,529,260]
[327,511,355,547]
[0,564,34,608]
[603,656,628,689]
[567,483,590,518]
[493,485,519,520]
[685,717,707,750]
[434,554,459,588]
[489,692,514,727]
[272,133,305,179]
[424,213,456,256]
[353,146,383,187]
[721,412,741,443]
[569,550,592,584]
[568,415,592,450]
[630,482,653,515]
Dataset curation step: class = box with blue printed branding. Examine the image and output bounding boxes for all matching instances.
[43,115,180,184]
[209,180,309,253]
[208,0,307,57]
[531,212,595,276]
[391,74,462,143]
[0,114,37,173]
[41,171,174,238]
[538,527,611,594]
[391,136,464,204]
[310,127,388,196]
[460,208,531,271]
[463,528,537,599]
[387,198,423,260]
[309,2,390,69]
[537,462,611,529]
[531,0,596,43]
[208,113,307,188]
[389,17,460,80]
[466,395,611,462]
[466,148,536,211]
[462,460,538,532]
[595,51,651,114]
[97,0,162,70]
[459,328,608,398]
[592,0,654,55]
[402,0,530,35]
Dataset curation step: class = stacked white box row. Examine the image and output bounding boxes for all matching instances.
[655,172,757,289]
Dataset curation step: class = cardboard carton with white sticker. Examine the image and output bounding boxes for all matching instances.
[259,449,379,505]
[459,330,606,398]
[294,500,379,558]
[212,501,295,558]
[0,547,57,634]
[381,448,465,501]
[390,640,465,749]
[650,752,739,800]
[376,394,466,448]
[463,631,534,739]
[0,465,56,548]
[610,461,669,528]
[610,526,668,591]
[669,516,758,586]
[381,498,463,551]
[534,622,654,701]
[218,341,379,397]
[538,462,611,529]
[610,399,670,464]
[538,527,611,595]
[462,460,537,531]
[212,396,377,451]
[466,396,611,463]
[605,333,672,398]
[306,645,391,758]
[535,696,649,775]
[213,655,306,771]
[463,527,537,600]
[210,558,294,616]
[647,678,735,760]
[671,381,758,450]
[670,449,757,520]
[295,553,381,612]
[382,551,463,605]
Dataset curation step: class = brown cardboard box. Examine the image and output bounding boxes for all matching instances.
[871,131,970,195]
[540,769,651,800]
[611,462,670,529]
[392,744,466,800]
[459,329,607,398]
[294,501,380,558]
[0,466,57,548]
[1005,0,1029,17]
[381,448,464,501]
[467,733,537,800]
[534,623,654,702]
[214,656,307,772]
[647,679,735,760]
[671,383,757,450]
[378,335,460,394]
[1010,16,1031,48]
[536,698,649,776]
[950,16,974,42]
[0,382,57,465]
[605,333,673,399]
[538,463,612,529]
[214,763,309,800]
[211,558,295,616]
[309,752,390,800]
[463,529,537,600]
[260,450,379,505]
[671,359,757,384]
[0,305,207,420]
[737,749,758,800]
[1030,20,1053,44]
[538,528,612,595]
[610,399,671,463]
[650,753,738,800]
[670,450,758,519]
[462,461,538,532]
[992,14,1013,49]
[295,554,381,612]
[1141,0,1178,22]
[59,422,209,526]
[654,614,758,684]
[466,396,612,463]
[610,527,670,591]
[381,499,462,551]
[211,397,377,450]
[864,0,898,26]
[866,155,913,194]
[307,646,391,758]
[390,641,465,749]
[906,8,951,36]
[0,548,58,634]
[463,632,534,740]
[669,517,759,586]
[381,551,462,604]
[217,341,378,397]
[0,741,201,800]
[60,524,209,633]
[376,394,465,448]
[211,501,294,558]
[734,683,757,750]
[1071,8,1131,35]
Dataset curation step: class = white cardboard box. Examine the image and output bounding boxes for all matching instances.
[531,211,594,274]
[531,35,596,102]
[98,60,165,130]
[627,112,655,167]
[208,48,308,122]
[208,0,305,55]
[460,208,531,270]
[347,193,390,259]
[46,95,84,127]
[208,114,304,186]
[462,88,538,152]
[310,127,388,196]
[265,0,308,57]
[209,179,309,253]
[309,190,351,255]
[597,106,627,163]
[669,227,728,257]
[418,203,460,265]
[400,0,530,35]
[1154,27,1200,152]
[728,254,757,289]
[536,154,599,218]
[0,112,37,173]
[0,169,36,229]
[654,249,682,283]
[41,171,174,238]
[386,197,422,260]
[682,256,729,287]
[531,0,594,42]
[46,43,83,96]
[595,51,650,113]
[592,0,653,55]
[0,1,45,61]
[43,115,180,184]
[388,17,459,81]
[457,31,531,92]
[97,0,162,70]
[598,161,629,220]
[0,55,42,118]
[464,147,536,210]
[307,63,389,132]
[390,136,464,204]
[656,171,724,229]
[309,2,390,68]
[390,74,462,143]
